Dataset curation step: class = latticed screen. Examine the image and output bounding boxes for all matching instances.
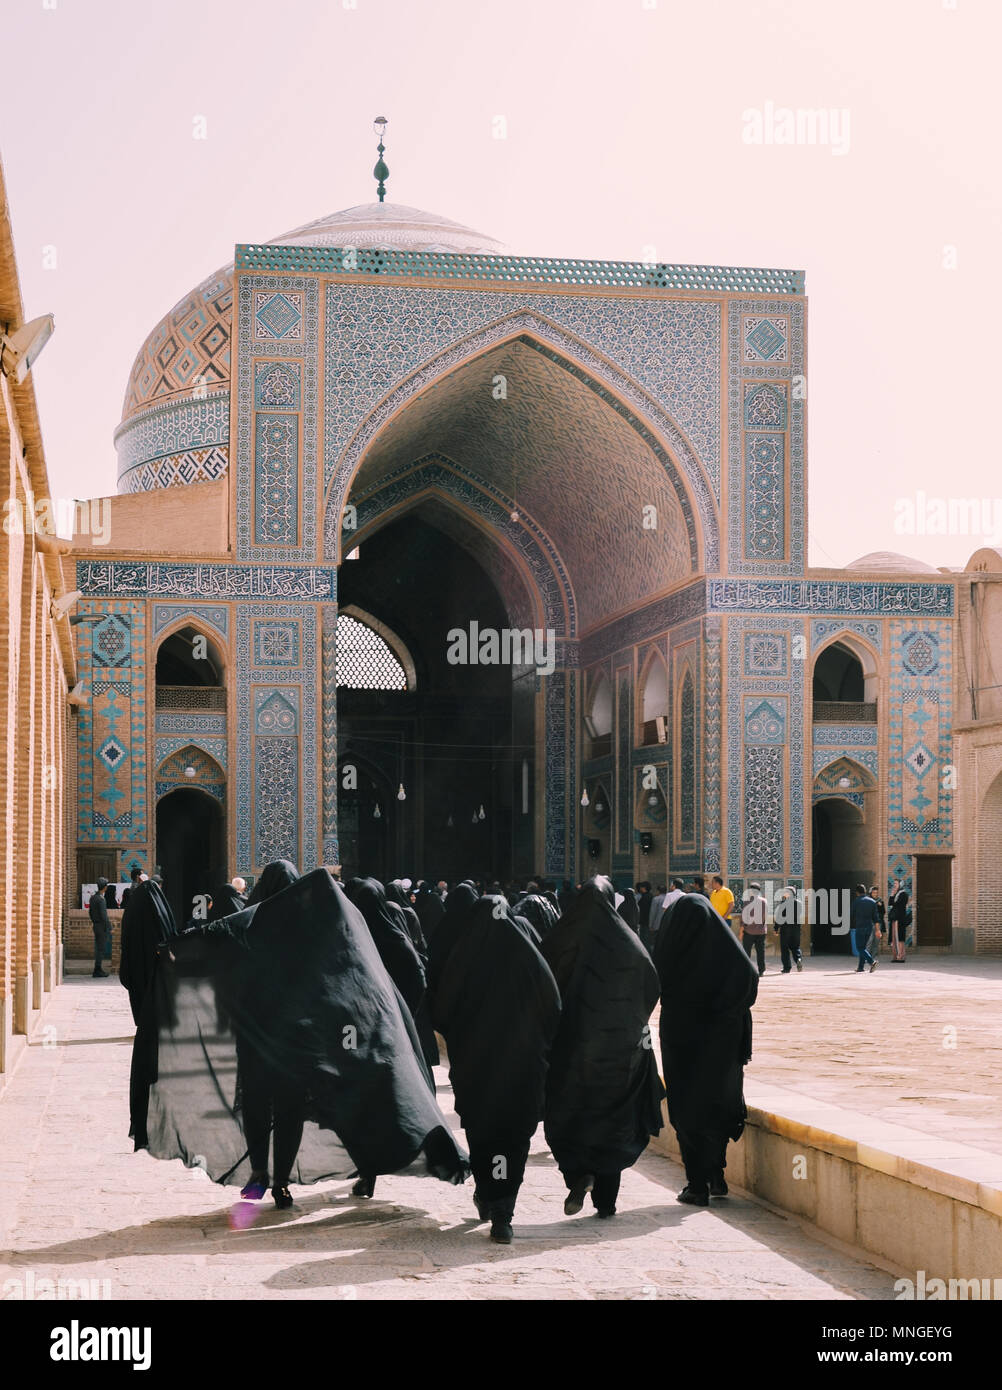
[336,616,407,690]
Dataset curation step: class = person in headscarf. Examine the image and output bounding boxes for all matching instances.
[245,858,299,906]
[208,881,247,922]
[119,878,177,1023]
[539,876,664,1220]
[652,892,758,1206]
[88,878,111,979]
[513,891,559,943]
[774,886,803,973]
[385,879,429,957]
[414,880,445,944]
[425,881,480,1006]
[432,894,560,1243]
[129,867,469,1210]
[887,881,910,962]
[616,887,640,933]
[345,876,438,1070]
[103,879,119,912]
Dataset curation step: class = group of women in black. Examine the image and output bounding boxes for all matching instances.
[125,864,758,1244]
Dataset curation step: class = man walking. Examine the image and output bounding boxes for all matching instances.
[88,878,111,978]
[740,882,768,976]
[774,886,803,973]
[649,878,685,947]
[850,884,880,973]
[709,875,735,925]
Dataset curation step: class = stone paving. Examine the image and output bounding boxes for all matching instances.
[0,972,897,1301]
[732,951,1002,1155]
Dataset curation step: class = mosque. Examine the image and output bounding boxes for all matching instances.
[65,155,1002,952]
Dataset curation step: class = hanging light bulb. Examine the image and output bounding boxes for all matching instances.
[580,788,590,808]
[373,803,381,820]
[397,783,406,801]
[595,799,605,815]
[472,810,479,824]
[647,792,659,807]
[447,813,454,828]
[478,805,486,821]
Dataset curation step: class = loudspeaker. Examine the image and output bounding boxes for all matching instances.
[639,832,654,854]
[587,838,602,860]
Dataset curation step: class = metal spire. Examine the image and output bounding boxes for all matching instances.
[373,117,389,202]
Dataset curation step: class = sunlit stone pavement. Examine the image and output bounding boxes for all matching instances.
[0,971,901,1301]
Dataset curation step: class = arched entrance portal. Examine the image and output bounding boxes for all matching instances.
[811,797,875,953]
[156,788,224,928]
[336,511,527,882]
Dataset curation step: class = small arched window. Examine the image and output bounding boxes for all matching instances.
[585,673,613,758]
[640,654,669,746]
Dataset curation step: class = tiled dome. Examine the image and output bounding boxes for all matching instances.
[115,204,504,493]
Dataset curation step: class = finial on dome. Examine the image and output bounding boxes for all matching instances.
[373,117,389,203]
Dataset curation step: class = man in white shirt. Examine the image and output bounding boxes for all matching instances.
[741,882,769,976]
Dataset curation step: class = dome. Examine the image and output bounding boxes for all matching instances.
[844,551,940,575]
[115,203,505,493]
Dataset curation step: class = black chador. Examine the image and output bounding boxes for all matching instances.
[345,878,439,1071]
[414,882,445,943]
[431,895,561,1243]
[128,867,469,1210]
[652,892,758,1205]
[425,882,479,1007]
[540,876,664,1219]
[119,880,177,1026]
[245,858,299,905]
[513,892,560,942]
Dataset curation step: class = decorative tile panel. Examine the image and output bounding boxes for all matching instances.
[253,619,302,667]
[254,291,303,340]
[811,619,883,651]
[254,360,301,409]
[254,413,299,546]
[743,630,788,677]
[78,561,334,600]
[710,579,954,616]
[745,433,785,559]
[76,602,146,844]
[744,746,784,871]
[887,621,953,848]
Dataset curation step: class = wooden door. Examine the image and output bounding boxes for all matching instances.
[915,855,952,947]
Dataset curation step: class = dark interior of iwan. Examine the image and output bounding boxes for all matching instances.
[335,511,537,883]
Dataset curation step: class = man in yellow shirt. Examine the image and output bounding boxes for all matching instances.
[709,875,735,923]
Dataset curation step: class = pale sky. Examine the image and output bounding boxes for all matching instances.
[3,0,999,570]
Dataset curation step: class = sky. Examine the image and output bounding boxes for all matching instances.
[3,0,999,570]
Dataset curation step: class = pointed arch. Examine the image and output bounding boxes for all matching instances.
[638,647,670,745]
[813,630,880,705]
[323,308,717,572]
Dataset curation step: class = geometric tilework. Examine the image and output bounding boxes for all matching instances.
[744,745,784,871]
[727,616,806,877]
[236,276,319,562]
[743,315,788,362]
[235,605,319,875]
[813,724,878,748]
[254,291,303,341]
[118,446,229,494]
[154,735,228,771]
[743,630,788,676]
[727,300,805,576]
[154,713,227,736]
[116,391,231,474]
[254,738,299,864]
[811,619,883,651]
[254,360,301,409]
[253,620,301,667]
[76,602,146,844]
[813,755,876,793]
[321,605,338,862]
[743,381,787,428]
[121,274,232,418]
[887,621,953,849]
[679,667,696,845]
[745,433,785,559]
[154,744,225,805]
[702,618,722,874]
[812,746,879,778]
[254,414,299,546]
[151,604,229,642]
[544,670,572,879]
[744,696,786,743]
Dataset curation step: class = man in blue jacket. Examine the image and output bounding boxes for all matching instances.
[850,884,880,973]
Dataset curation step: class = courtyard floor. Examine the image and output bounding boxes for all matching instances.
[0,967,906,1302]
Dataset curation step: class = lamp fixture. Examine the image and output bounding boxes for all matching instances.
[478,805,486,821]
[183,766,197,779]
[1,314,55,385]
[580,788,590,808]
[397,783,406,801]
[838,776,851,789]
[594,800,605,815]
[373,803,381,820]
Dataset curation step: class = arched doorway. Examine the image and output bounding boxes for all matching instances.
[976,769,1002,954]
[156,787,224,928]
[811,794,874,953]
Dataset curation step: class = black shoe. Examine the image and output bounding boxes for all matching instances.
[781,969,791,974]
[677,1185,709,1207]
[796,958,803,971]
[351,1175,375,1199]
[272,1186,293,1210]
[490,1219,513,1244]
[92,970,108,978]
[709,1173,728,1197]
[472,1190,489,1222]
[240,1172,268,1200]
[564,1176,594,1215]
[595,1207,617,1218]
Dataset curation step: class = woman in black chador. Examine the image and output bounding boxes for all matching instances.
[431,894,561,1243]
[128,866,469,1210]
[652,892,758,1206]
[540,877,664,1219]
[342,876,440,1196]
[119,879,177,1025]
